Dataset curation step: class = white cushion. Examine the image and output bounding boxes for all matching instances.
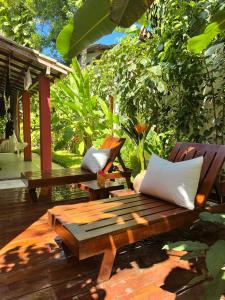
[81,146,111,173]
[0,138,15,153]
[133,170,146,193]
[140,154,203,210]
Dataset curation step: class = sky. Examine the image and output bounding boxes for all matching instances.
[37,22,125,59]
[97,31,126,45]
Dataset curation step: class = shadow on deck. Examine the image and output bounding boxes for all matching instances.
[0,186,217,300]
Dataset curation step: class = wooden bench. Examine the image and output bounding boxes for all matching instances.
[48,142,225,282]
[21,136,132,200]
[21,168,96,200]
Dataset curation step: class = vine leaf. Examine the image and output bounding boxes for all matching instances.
[203,270,225,300]
[200,212,225,225]
[188,8,225,53]
[206,240,225,278]
[163,241,209,252]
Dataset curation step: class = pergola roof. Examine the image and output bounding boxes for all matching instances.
[0,35,71,97]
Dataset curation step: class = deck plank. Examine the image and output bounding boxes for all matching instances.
[0,186,202,300]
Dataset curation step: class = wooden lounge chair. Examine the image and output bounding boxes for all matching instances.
[21,136,131,200]
[48,142,225,282]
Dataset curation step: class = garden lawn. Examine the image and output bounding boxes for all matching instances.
[33,149,82,168]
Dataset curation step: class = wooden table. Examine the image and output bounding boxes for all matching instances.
[21,168,131,201]
[78,180,124,200]
[21,168,96,200]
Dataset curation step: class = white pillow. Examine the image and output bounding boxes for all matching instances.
[133,170,146,193]
[81,146,111,173]
[140,154,203,210]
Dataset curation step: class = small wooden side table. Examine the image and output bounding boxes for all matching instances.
[78,180,124,201]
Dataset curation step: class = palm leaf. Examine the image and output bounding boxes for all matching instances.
[56,0,116,60]
[110,0,153,28]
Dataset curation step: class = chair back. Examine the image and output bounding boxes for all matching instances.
[168,142,225,207]
[100,136,126,172]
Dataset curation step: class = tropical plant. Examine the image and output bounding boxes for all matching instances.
[0,0,80,57]
[122,115,150,172]
[56,0,154,60]
[188,4,225,54]
[163,212,225,300]
[0,0,40,48]
[51,58,119,154]
[87,0,225,151]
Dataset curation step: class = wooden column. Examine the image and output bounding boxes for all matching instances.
[17,99,20,137]
[221,176,225,196]
[39,75,52,172]
[22,91,32,161]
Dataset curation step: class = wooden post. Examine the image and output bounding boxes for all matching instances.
[17,98,21,138]
[221,176,225,196]
[22,91,32,161]
[39,75,52,172]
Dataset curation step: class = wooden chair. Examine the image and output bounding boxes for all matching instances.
[48,142,225,282]
[21,136,131,200]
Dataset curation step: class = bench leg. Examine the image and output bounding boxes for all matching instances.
[126,176,132,189]
[28,188,38,201]
[97,248,116,283]
[89,190,99,201]
[39,187,52,200]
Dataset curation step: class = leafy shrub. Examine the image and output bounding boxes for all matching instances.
[163,212,225,300]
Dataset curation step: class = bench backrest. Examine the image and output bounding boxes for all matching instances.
[100,136,126,172]
[168,142,225,207]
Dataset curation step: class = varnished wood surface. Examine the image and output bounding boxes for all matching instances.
[78,180,124,192]
[0,186,202,300]
[48,142,225,281]
[21,167,96,188]
[21,136,130,189]
[49,194,190,242]
[109,188,136,197]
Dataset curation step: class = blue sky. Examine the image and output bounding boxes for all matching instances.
[37,23,125,58]
[97,31,125,45]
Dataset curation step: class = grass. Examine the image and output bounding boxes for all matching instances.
[33,149,82,168]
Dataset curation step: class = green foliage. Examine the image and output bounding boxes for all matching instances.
[203,270,225,300]
[0,0,40,48]
[163,212,225,300]
[110,0,152,28]
[88,0,225,150]
[56,0,153,59]
[200,212,225,225]
[33,149,82,168]
[188,6,225,53]
[0,0,80,57]
[163,240,209,252]
[51,58,119,154]
[57,0,116,60]
[206,240,225,278]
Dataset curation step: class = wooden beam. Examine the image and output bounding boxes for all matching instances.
[0,56,40,76]
[0,40,69,75]
[39,75,52,171]
[22,91,32,161]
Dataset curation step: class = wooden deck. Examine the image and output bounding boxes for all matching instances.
[0,186,214,300]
